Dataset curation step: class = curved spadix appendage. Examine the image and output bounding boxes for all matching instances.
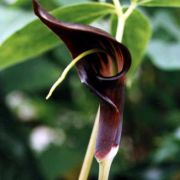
[32,0,131,160]
[46,48,103,100]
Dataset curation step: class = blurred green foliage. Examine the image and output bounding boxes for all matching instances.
[0,0,180,180]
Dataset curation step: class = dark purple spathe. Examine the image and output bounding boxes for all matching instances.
[32,0,131,160]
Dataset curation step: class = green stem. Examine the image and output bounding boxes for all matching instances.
[113,0,125,42]
[115,16,125,42]
[78,108,100,180]
[112,0,123,16]
[98,160,112,180]
[98,147,118,180]
[113,0,137,42]
[124,1,137,20]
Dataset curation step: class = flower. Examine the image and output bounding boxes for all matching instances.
[32,0,131,160]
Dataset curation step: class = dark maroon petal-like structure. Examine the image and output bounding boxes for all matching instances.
[32,0,131,160]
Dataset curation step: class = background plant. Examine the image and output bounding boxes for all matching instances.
[0,0,180,179]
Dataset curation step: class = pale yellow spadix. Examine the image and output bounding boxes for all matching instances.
[46,48,102,100]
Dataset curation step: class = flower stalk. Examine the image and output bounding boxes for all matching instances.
[98,147,118,180]
[78,108,100,180]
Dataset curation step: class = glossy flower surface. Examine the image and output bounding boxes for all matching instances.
[33,0,131,160]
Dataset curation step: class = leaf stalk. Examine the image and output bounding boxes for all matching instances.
[113,0,137,42]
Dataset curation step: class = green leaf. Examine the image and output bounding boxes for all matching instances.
[0,58,61,92]
[138,0,180,7]
[38,146,82,180]
[148,40,180,70]
[110,14,118,38]
[0,3,115,70]
[58,0,90,6]
[122,10,152,81]
[0,6,34,44]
